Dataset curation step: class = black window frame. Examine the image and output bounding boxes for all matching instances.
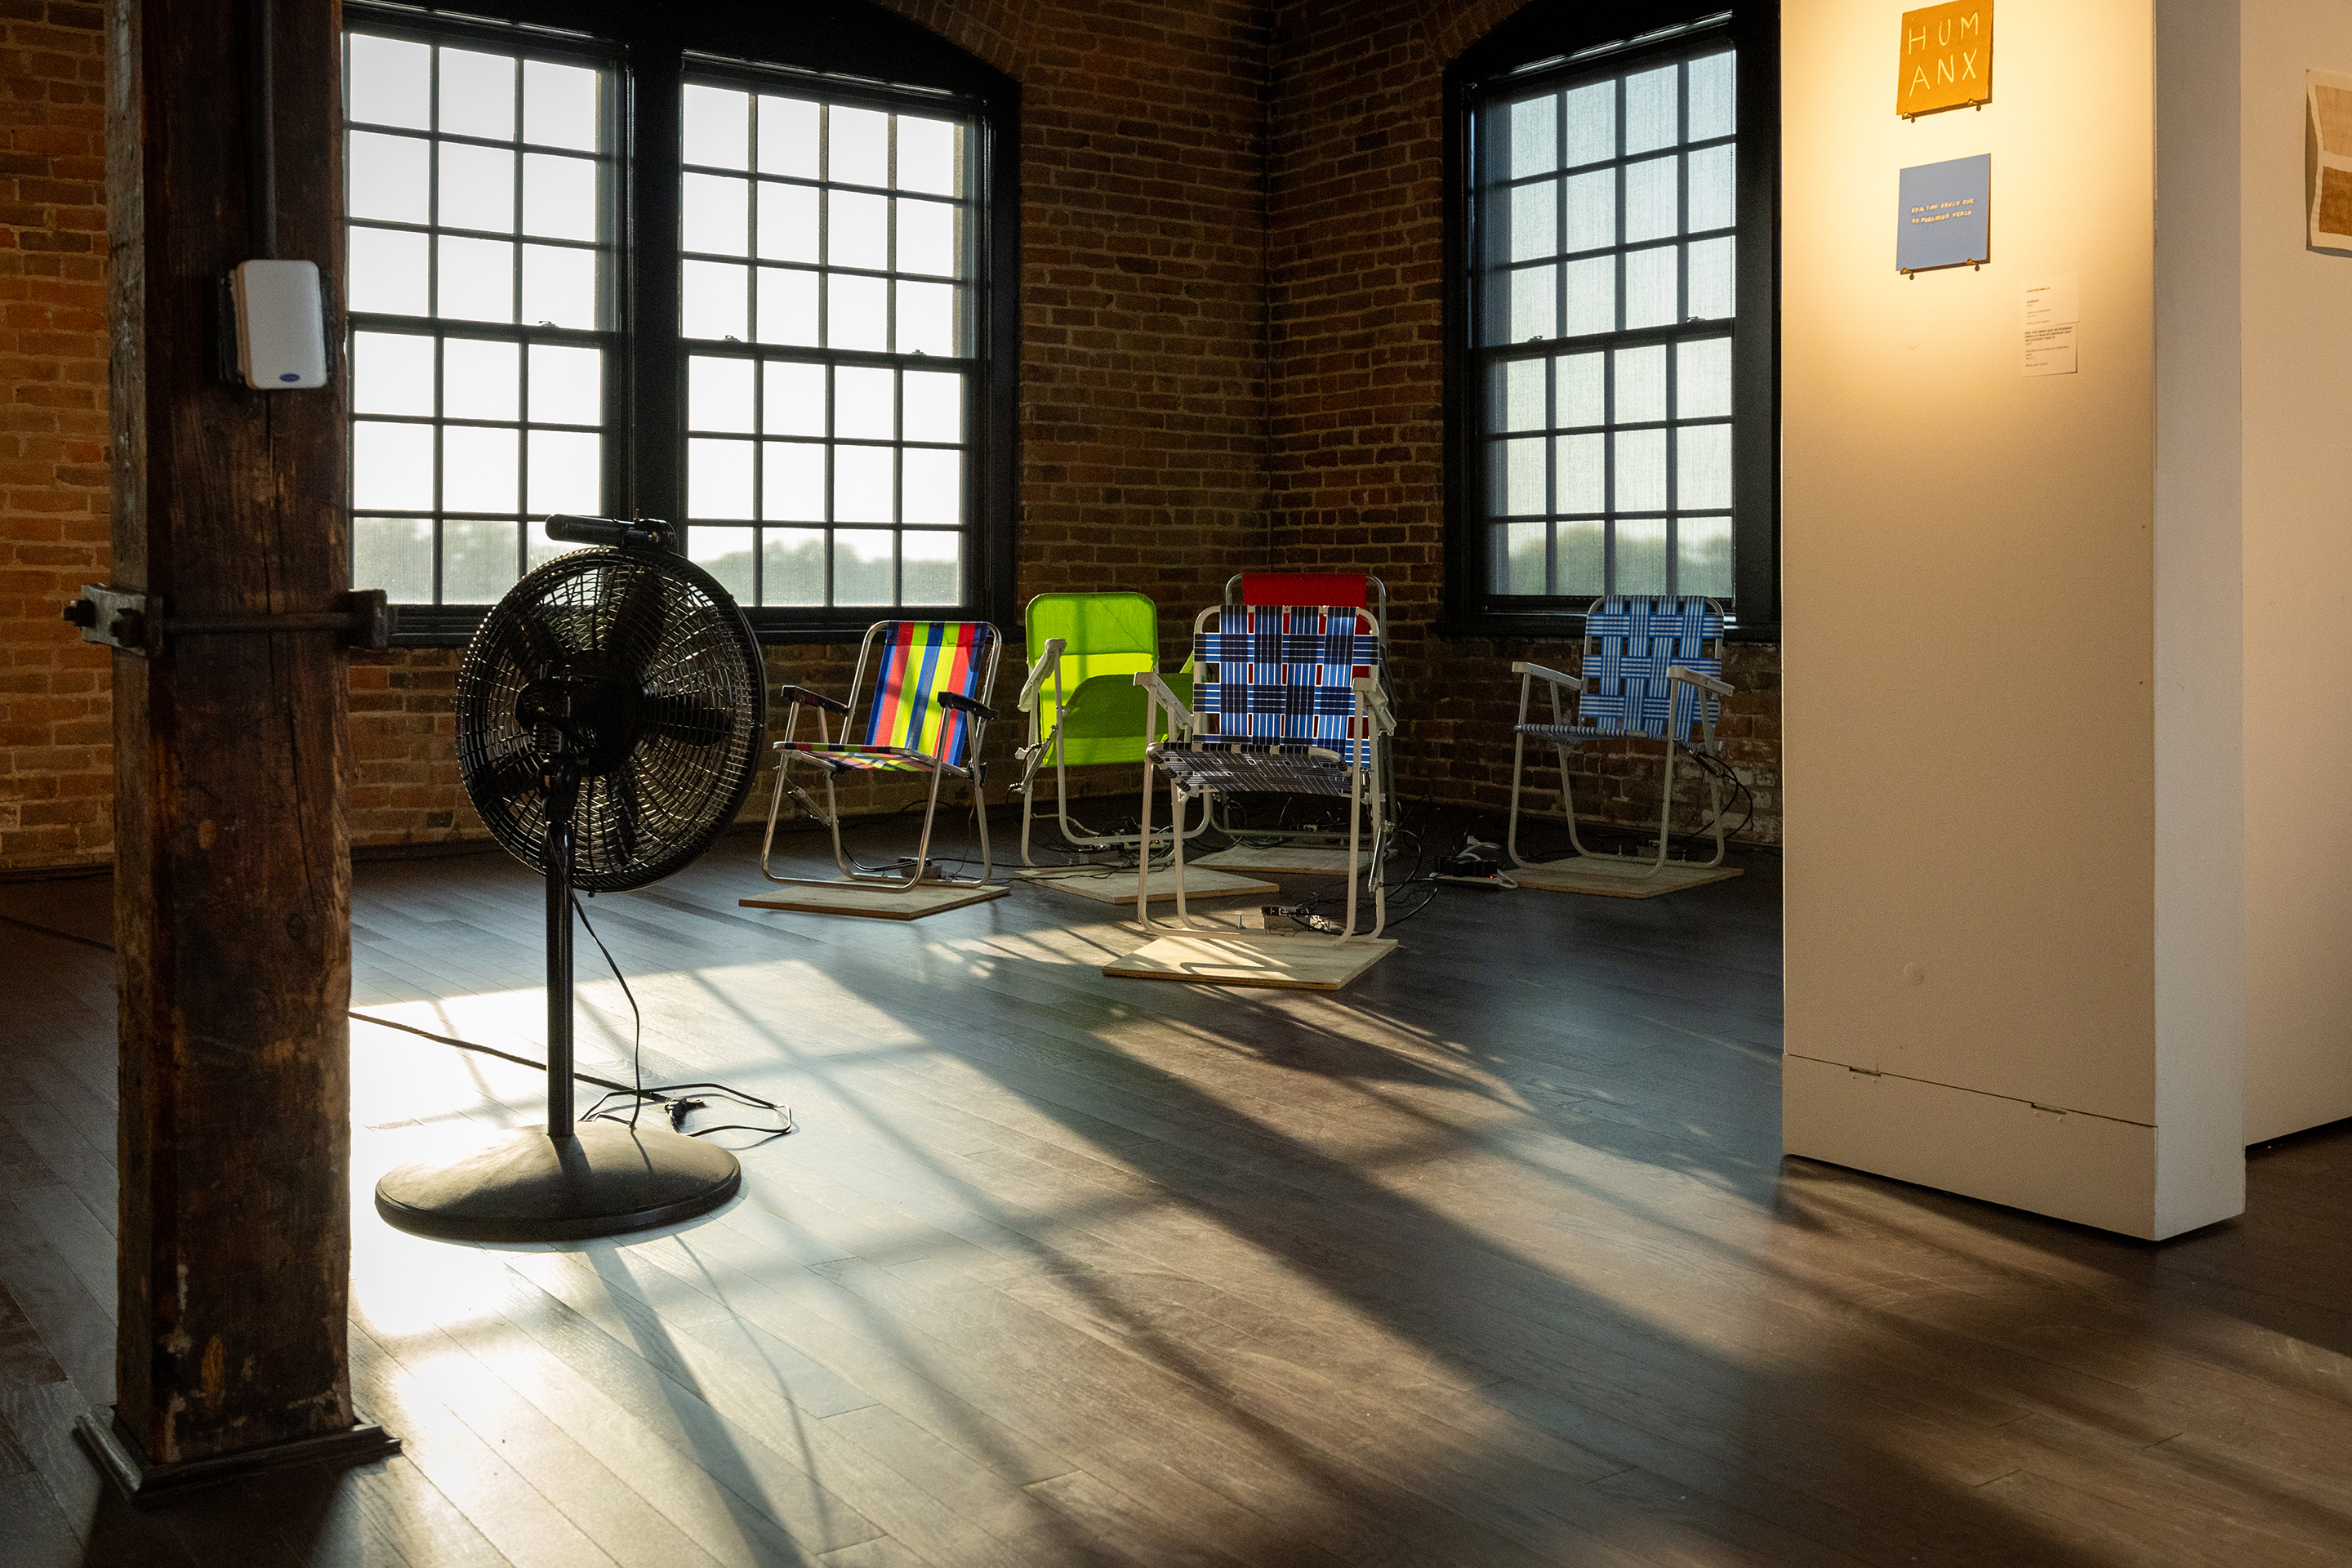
[347,0,1019,647]
[1442,2,1778,642]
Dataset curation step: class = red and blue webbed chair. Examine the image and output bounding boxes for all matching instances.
[757,620,1003,894]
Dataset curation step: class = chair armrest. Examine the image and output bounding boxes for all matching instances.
[1511,660,1580,688]
[937,691,997,722]
[777,684,850,715]
[1352,676,1396,734]
[1133,670,1195,727]
[1668,666,1735,697]
[1017,638,1067,714]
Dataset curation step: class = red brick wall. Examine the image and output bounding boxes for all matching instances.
[0,0,108,871]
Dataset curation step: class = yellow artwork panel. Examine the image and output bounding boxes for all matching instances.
[1897,1,1993,118]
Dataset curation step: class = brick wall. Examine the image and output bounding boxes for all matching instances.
[0,0,106,871]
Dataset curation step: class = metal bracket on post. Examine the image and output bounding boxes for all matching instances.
[62,586,394,654]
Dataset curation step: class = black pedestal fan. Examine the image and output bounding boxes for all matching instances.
[374,516,767,1241]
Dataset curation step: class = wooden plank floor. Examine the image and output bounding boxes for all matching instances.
[3,819,2351,1566]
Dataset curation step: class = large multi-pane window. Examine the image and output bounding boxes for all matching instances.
[1450,9,1775,634]
[339,2,1013,642]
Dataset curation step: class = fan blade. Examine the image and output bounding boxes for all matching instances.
[641,697,733,748]
[498,602,563,679]
[604,564,667,674]
[606,770,644,867]
[477,751,544,805]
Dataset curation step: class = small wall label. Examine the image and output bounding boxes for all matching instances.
[1898,2,1993,118]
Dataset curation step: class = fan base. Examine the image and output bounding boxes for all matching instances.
[374,1122,742,1242]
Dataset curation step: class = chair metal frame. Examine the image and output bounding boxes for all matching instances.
[1010,592,1209,866]
[1134,599,1397,942]
[757,619,1004,894]
[1506,595,1736,881]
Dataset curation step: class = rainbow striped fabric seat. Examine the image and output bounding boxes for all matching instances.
[776,621,998,776]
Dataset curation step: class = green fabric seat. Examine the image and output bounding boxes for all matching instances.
[1023,591,1190,767]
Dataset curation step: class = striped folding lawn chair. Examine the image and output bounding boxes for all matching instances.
[1129,597,1396,944]
[1506,595,1736,882]
[755,620,1004,895]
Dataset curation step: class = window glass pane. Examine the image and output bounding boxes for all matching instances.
[896,115,958,195]
[443,337,519,421]
[1677,422,1731,509]
[1562,80,1613,167]
[443,425,518,513]
[1614,344,1666,424]
[1508,181,1556,264]
[523,154,596,240]
[523,60,599,151]
[1557,432,1604,512]
[763,443,825,520]
[1624,155,1676,245]
[902,448,960,525]
[1623,245,1676,329]
[757,183,819,263]
[755,267,819,345]
[1679,515,1733,597]
[827,189,888,271]
[1507,94,1556,179]
[350,132,429,223]
[528,430,600,514]
[354,516,435,600]
[895,282,956,355]
[1614,428,1667,512]
[901,530,960,602]
[758,96,821,178]
[349,35,430,130]
[1503,436,1545,515]
[682,259,749,339]
[1687,51,1736,141]
[684,85,750,170]
[1687,145,1734,233]
[1624,64,1677,155]
[354,421,434,510]
[1499,358,1544,433]
[902,369,960,443]
[684,172,750,256]
[354,332,434,415]
[897,198,957,276]
[829,106,889,186]
[1558,350,1605,426]
[1687,237,1735,319]
[834,445,894,522]
[438,49,515,142]
[830,274,891,350]
[835,366,893,439]
[688,438,755,518]
[1562,256,1612,336]
[1509,265,1555,342]
[1494,521,1545,595]
[832,529,894,604]
[688,355,755,433]
[438,143,514,233]
[528,344,601,425]
[442,519,519,602]
[1676,336,1731,419]
[1615,518,1668,595]
[688,524,755,600]
[350,227,429,315]
[437,234,514,322]
[520,244,596,328]
[1558,519,1605,597]
[762,528,826,604]
[1561,169,1612,254]
[765,361,826,437]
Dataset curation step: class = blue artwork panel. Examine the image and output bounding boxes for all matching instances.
[1897,154,1990,272]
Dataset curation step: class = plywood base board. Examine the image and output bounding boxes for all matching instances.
[1193,845,1371,876]
[740,880,1009,920]
[1014,865,1279,906]
[1102,931,1396,991]
[1512,857,1743,898]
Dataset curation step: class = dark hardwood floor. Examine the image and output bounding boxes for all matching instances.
[3,814,2350,1566]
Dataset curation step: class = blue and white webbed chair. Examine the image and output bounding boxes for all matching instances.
[1507,596,1736,881]
[1132,596,1396,943]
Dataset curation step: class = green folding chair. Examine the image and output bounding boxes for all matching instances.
[1013,591,1203,865]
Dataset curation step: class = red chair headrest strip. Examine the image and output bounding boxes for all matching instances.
[1241,572,1368,609]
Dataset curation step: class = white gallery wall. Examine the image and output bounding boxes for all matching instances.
[1780,0,2247,1237]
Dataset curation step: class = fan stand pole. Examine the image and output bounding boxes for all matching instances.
[372,768,745,1243]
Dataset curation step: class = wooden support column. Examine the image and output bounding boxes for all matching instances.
[81,0,395,1495]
